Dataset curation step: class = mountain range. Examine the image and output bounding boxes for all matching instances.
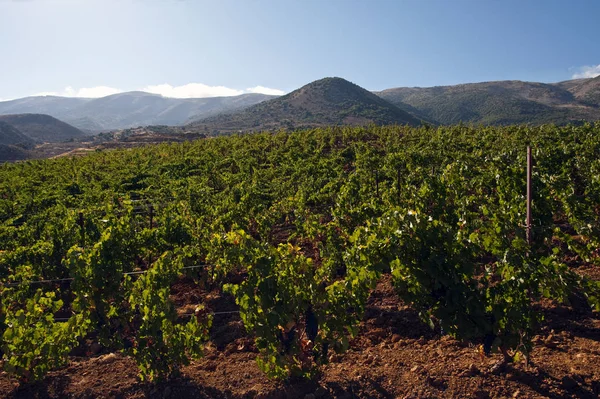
[0,92,275,132]
[0,76,599,135]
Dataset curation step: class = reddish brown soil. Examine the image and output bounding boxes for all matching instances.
[1,274,599,399]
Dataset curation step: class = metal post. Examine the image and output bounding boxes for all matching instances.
[526,146,532,246]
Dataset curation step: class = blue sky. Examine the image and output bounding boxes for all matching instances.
[1,0,599,100]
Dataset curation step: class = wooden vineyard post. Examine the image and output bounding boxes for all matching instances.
[78,212,85,247]
[526,146,532,246]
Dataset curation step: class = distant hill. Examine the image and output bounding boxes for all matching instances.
[0,144,31,162]
[0,114,86,142]
[2,76,600,133]
[376,78,600,125]
[0,92,276,131]
[0,120,34,146]
[555,75,600,107]
[190,77,422,133]
[0,96,92,117]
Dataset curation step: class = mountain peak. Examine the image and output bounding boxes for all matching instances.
[190,77,422,132]
[286,77,376,104]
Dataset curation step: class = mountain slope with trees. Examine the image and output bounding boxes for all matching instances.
[0,120,34,146]
[376,77,600,125]
[0,114,86,142]
[189,77,422,133]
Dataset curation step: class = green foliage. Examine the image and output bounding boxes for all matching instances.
[126,251,212,381]
[2,122,600,382]
[1,289,89,382]
[225,240,375,379]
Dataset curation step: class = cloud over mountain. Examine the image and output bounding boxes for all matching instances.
[28,83,285,99]
[572,64,600,79]
[34,86,123,98]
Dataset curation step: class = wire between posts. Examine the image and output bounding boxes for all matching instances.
[3,264,213,287]
[53,310,240,322]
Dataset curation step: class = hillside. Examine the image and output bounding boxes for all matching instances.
[555,75,600,107]
[0,144,31,162]
[190,77,422,133]
[0,120,34,146]
[376,78,600,125]
[0,92,276,131]
[0,114,86,142]
[0,96,91,117]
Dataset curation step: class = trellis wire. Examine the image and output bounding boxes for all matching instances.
[3,264,212,287]
[52,310,240,322]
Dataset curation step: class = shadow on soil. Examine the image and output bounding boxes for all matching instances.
[507,365,599,399]
[7,369,394,399]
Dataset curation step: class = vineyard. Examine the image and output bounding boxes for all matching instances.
[1,123,600,398]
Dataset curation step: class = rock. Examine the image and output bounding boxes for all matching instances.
[512,390,520,398]
[97,353,118,364]
[391,334,402,343]
[328,354,341,363]
[490,359,507,374]
[544,334,559,348]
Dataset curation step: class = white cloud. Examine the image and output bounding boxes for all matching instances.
[33,86,123,98]
[142,83,244,98]
[572,64,600,79]
[29,83,285,99]
[246,86,285,95]
[72,86,123,97]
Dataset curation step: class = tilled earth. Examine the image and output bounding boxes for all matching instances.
[1,273,599,399]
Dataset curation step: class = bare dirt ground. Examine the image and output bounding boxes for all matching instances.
[1,271,599,399]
